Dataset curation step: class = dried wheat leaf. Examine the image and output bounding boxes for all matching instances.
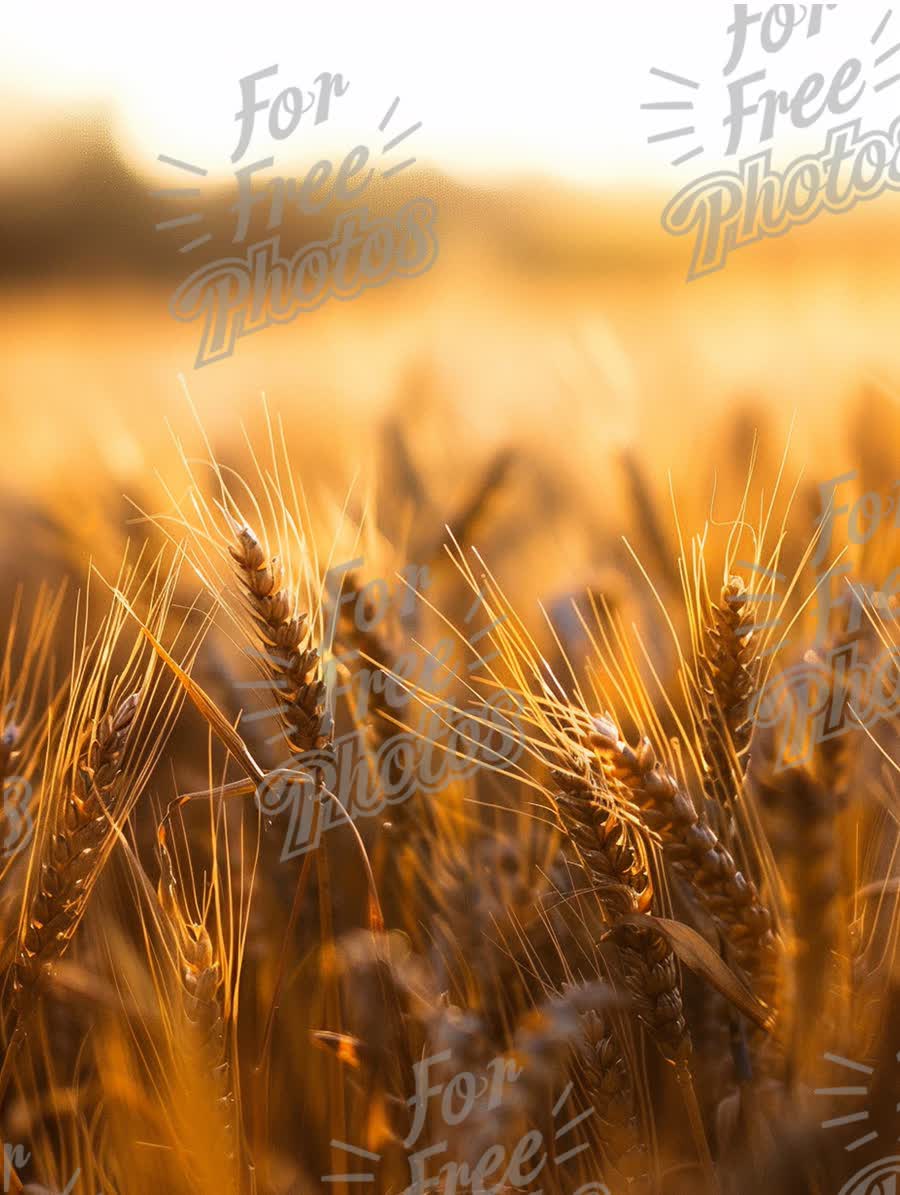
[616,912,774,1032]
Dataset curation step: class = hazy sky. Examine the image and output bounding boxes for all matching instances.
[4,1,898,186]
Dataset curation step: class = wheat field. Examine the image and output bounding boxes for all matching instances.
[0,132,898,1195]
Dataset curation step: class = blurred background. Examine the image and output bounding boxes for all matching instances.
[1,0,898,562]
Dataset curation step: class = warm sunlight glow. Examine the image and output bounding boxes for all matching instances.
[6,0,890,185]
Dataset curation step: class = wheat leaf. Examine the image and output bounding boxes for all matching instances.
[618,912,774,1032]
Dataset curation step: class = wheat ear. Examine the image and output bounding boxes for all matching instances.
[14,692,140,1002]
[229,525,333,758]
[701,578,756,820]
[156,837,236,1170]
[555,767,691,1067]
[578,1009,650,1191]
[589,718,779,1015]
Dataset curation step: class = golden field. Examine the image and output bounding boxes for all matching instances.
[0,129,898,1195]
